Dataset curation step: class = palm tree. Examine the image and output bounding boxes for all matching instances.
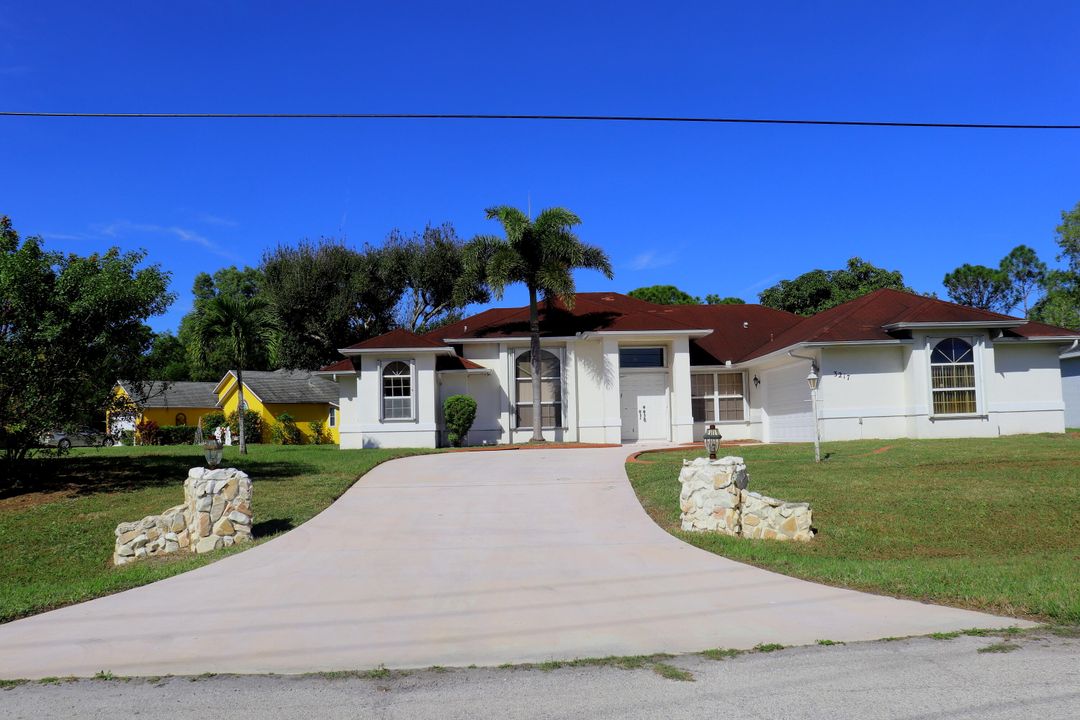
[190,294,279,455]
[463,206,613,442]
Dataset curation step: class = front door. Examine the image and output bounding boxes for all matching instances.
[620,373,669,442]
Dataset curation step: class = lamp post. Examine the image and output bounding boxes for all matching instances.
[194,417,224,469]
[703,424,723,460]
[806,366,821,463]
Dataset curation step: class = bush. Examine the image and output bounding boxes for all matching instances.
[226,409,262,443]
[270,412,303,445]
[309,419,328,445]
[201,411,226,433]
[119,429,135,446]
[443,395,477,447]
[157,425,197,445]
[135,418,159,446]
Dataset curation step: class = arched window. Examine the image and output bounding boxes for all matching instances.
[382,361,413,420]
[175,412,187,426]
[930,337,977,415]
[515,349,562,428]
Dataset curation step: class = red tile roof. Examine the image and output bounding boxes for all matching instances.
[435,355,486,372]
[343,328,450,351]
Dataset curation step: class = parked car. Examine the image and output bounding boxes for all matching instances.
[40,427,115,450]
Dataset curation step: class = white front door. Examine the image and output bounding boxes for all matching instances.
[620,373,669,442]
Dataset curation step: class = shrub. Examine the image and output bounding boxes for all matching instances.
[157,425,197,445]
[201,411,226,433]
[270,412,303,445]
[226,409,262,443]
[135,418,159,446]
[309,419,328,445]
[443,395,477,447]
[119,429,135,446]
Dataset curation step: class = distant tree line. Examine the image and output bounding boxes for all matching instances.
[628,201,1080,328]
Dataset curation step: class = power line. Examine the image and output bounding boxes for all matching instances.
[0,111,1078,130]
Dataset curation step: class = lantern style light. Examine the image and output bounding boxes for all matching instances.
[194,417,224,469]
[806,367,819,391]
[703,424,723,460]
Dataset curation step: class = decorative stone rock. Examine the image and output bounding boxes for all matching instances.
[112,467,253,565]
[677,456,813,542]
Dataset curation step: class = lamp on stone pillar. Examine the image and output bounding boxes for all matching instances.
[194,417,224,469]
[806,367,821,463]
[703,424,723,460]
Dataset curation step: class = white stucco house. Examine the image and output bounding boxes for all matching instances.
[1061,348,1080,428]
[315,289,1080,449]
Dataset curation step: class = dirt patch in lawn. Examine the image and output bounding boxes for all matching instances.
[0,488,78,512]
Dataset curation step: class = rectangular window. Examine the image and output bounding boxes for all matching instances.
[381,361,413,420]
[328,407,337,427]
[515,349,563,428]
[930,337,978,416]
[619,347,665,368]
[691,372,745,422]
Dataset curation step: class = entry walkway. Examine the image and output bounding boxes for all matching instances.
[0,447,1024,678]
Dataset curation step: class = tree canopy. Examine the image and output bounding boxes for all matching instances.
[758,257,912,316]
[0,216,173,480]
[628,285,699,305]
[999,245,1046,316]
[942,264,1017,313]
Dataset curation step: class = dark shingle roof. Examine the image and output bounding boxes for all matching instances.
[118,381,218,409]
[343,328,449,351]
[229,370,340,405]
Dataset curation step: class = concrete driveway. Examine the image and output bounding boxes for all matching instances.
[0,447,1025,678]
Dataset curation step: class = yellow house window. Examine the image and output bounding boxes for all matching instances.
[175,412,187,426]
[329,407,337,427]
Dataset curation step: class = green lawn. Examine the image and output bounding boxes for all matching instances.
[0,444,434,623]
[626,434,1080,624]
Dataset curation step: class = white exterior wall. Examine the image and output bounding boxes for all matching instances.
[818,345,909,441]
[337,353,440,449]
[1063,356,1080,428]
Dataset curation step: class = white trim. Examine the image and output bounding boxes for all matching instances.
[341,346,454,356]
[883,320,1024,330]
[994,336,1080,344]
[578,329,712,339]
[441,336,579,344]
[925,335,982,418]
[690,370,748,423]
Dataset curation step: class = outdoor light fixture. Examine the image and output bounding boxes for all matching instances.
[806,366,822,462]
[703,424,723,460]
[194,418,224,469]
[752,374,760,387]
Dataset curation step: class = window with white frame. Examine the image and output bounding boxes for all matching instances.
[691,372,745,422]
[930,337,978,415]
[515,349,562,428]
[328,407,337,427]
[381,361,413,420]
[619,347,664,368]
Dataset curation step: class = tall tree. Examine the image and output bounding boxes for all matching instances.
[628,285,699,305]
[463,206,613,442]
[1,216,172,483]
[383,224,490,332]
[1056,200,1080,273]
[189,295,279,454]
[1030,270,1080,330]
[999,245,1047,316]
[144,332,191,381]
[943,264,1017,313]
[177,266,272,380]
[261,239,402,369]
[759,257,912,315]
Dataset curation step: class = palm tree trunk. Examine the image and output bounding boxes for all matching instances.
[236,369,248,455]
[528,285,544,443]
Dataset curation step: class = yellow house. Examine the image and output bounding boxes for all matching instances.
[111,381,219,434]
[214,369,340,444]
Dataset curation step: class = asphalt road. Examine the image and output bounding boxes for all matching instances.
[5,632,1078,720]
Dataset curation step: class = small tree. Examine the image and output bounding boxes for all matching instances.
[444,395,478,447]
[135,418,160,446]
[308,419,328,445]
[999,245,1047,316]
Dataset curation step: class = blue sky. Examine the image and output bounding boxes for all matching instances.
[3,1,1080,333]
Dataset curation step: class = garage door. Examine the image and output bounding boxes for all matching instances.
[763,363,815,443]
